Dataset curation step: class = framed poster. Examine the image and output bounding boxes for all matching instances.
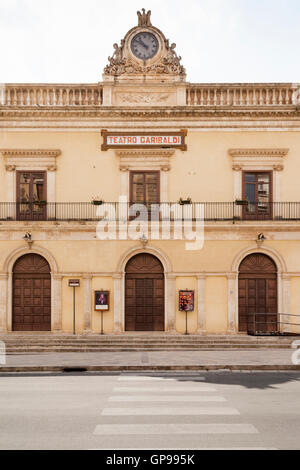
[95,291,110,311]
[179,290,194,312]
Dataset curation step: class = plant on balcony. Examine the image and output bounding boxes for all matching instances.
[35,200,47,206]
[91,197,104,206]
[179,197,192,205]
[235,198,249,206]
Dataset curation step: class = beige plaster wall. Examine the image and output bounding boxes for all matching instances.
[205,277,228,334]
[1,130,300,202]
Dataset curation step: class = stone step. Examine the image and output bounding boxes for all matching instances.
[5,344,292,353]
[2,342,295,347]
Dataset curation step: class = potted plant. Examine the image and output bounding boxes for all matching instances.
[179,197,192,205]
[235,198,249,206]
[35,200,47,206]
[91,197,104,206]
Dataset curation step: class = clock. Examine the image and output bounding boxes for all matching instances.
[131,32,159,60]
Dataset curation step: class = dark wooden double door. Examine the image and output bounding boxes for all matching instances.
[125,254,164,331]
[13,254,51,331]
[238,254,278,334]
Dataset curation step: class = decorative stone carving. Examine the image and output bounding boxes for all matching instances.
[137,9,152,27]
[5,165,16,172]
[117,92,172,105]
[103,10,186,80]
[228,148,289,171]
[1,149,61,171]
[273,164,284,171]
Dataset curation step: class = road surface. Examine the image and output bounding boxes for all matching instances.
[0,372,299,450]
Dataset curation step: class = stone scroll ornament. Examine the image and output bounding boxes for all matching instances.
[103,9,186,78]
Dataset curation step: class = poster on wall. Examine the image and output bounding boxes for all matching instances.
[95,291,110,311]
[179,290,195,312]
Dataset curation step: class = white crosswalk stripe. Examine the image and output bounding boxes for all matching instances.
[94,424,258,435]
[109,395,226,402]
[113,386,217,392]
[117,375,206,382]
[102,406,239,416]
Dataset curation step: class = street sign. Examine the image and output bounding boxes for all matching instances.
[68,279,80,287]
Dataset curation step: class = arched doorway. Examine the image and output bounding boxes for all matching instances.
[238,253,278,334]
[125,253,164,331]
[13,254,51,331]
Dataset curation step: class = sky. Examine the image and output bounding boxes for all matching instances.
[0,0,300,84]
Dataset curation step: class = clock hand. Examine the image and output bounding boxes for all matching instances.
[136,38,149,50]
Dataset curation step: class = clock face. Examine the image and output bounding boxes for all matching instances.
[131,32,159,60]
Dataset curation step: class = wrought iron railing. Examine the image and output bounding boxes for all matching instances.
[245,313,300,336]
[0,202,300,222]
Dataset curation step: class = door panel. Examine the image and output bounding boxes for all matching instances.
[239,254,278,334]
[125,254,164,332]
[12,254,51,331]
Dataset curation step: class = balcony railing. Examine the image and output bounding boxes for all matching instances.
[1,202,300,222]
[1,83,298,108]
[186,84,297,106]
[1,84,103,107]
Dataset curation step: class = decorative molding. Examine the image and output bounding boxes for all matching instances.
[1,109,300,125]
[0,149,61,158]
[228,148,289,158]
[273,164,284,171]
[1,149,61,171]
[229,148,289,171]
[116,149,175,158]
[116,92,173,106]
[116,148,175,173]
[5,165,16,172]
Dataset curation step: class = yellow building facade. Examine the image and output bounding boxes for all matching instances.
[1,10,300,335]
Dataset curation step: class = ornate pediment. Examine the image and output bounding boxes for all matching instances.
[103,9,186,82]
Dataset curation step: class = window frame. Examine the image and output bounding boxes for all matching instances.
[242,170,273,220]
[16,170,47,221]
[129,170,161,205]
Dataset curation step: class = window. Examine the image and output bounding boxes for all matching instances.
[17,171,47,220]
[130,171,160,220]
[243,171,272,220]
[130,171,160,205]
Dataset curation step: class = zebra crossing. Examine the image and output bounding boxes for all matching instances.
[93,373,269,450]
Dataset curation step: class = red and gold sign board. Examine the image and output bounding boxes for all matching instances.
[101,130,187,151]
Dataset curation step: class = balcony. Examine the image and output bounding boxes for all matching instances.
[1,202,300,222]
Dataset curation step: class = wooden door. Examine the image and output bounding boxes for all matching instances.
[13,254,51,331]
[125,254,164,331]
[238,254,277,334]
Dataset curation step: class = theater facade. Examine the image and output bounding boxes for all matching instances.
[0,10,300,335]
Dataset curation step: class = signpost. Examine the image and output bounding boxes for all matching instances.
[95,291,110,335]
[68,280,80,335]
[179,290,195,335]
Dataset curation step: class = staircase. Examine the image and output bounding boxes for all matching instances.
[0,334,297,354]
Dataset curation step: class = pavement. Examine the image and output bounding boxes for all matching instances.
[0,371,300,450]
[1,348,300,372]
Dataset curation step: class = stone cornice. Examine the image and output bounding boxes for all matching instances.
[1,106,300,121]
[0,149,61,158]
[115,149,175,157]
[228,148,289,158]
